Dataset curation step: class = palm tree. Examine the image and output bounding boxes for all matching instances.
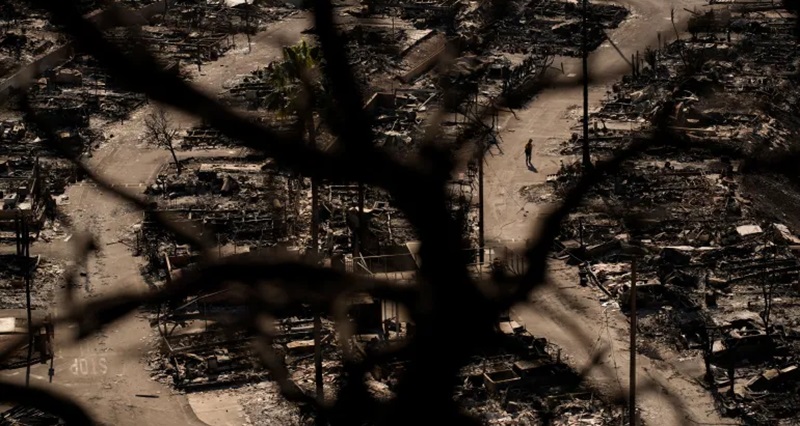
[264,40,327,144]
[263,40,328,417]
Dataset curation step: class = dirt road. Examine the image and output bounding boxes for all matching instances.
[484,0,735,425]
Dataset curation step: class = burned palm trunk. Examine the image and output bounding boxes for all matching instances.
[305,110,325,417]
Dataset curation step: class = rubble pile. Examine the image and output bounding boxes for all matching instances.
[0,1,64,79]
[467,0,629,56]
[224,67,279,109]
[238,381,309,426]
[104,25,233,64]
[217,88,478,254]
[181,125,239,149]
[71,0,158,14]
[101,1,296,65]
[153,322,266,389]
[2,156,75,198]
[321,182,422,255]
[200,313,627,425]
[0,157,55,237]
[364,0,462,32]
[0,140,83,229]
[139,155,423,259]
[551,161,800,423]
[24,54,148,126]
[341,25,407,91]
[364,316,629,424]
[139,158,302,265]
[370,93,428,160]
[0,404,65,425]
[0,255,64,310]
[223,60,326,112]
[367,93,484,249]
[37,158,81,195]
[547,3,800,424]
[162,0,296,34]
[150,289,339,390]
[183,112,299,148]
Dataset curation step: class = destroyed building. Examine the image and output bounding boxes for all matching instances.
[139,157,300,271]
[0,157,52,236]
[29,54,150,124]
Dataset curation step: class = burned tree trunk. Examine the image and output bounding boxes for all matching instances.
[144,107,181,174]
[167,144,181,175]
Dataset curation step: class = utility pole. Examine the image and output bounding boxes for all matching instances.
[478,148,485,264]
[245,2,251,53]
[308,116,324,425]
[19,216,32,387]
[581,0,591,170]
[356,182,364,257]
[629,258,637,426]
[313,312,323,420]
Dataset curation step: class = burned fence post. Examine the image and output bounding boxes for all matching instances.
[631,54,636,77]
[728,358,734,396]
[47,315,55,383]
[703,327,712,383]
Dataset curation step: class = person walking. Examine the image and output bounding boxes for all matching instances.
[524,139,533,166]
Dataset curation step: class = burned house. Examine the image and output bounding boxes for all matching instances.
[138,156,303,278]
[0,309,54,369]
[0,158,51,236]
[152,246,337,389]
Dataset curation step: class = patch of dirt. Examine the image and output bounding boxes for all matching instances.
[519,183,555,203]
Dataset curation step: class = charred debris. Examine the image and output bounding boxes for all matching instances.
[0,0,684,423]
[543,2,800,424]
[117,0,636,423]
